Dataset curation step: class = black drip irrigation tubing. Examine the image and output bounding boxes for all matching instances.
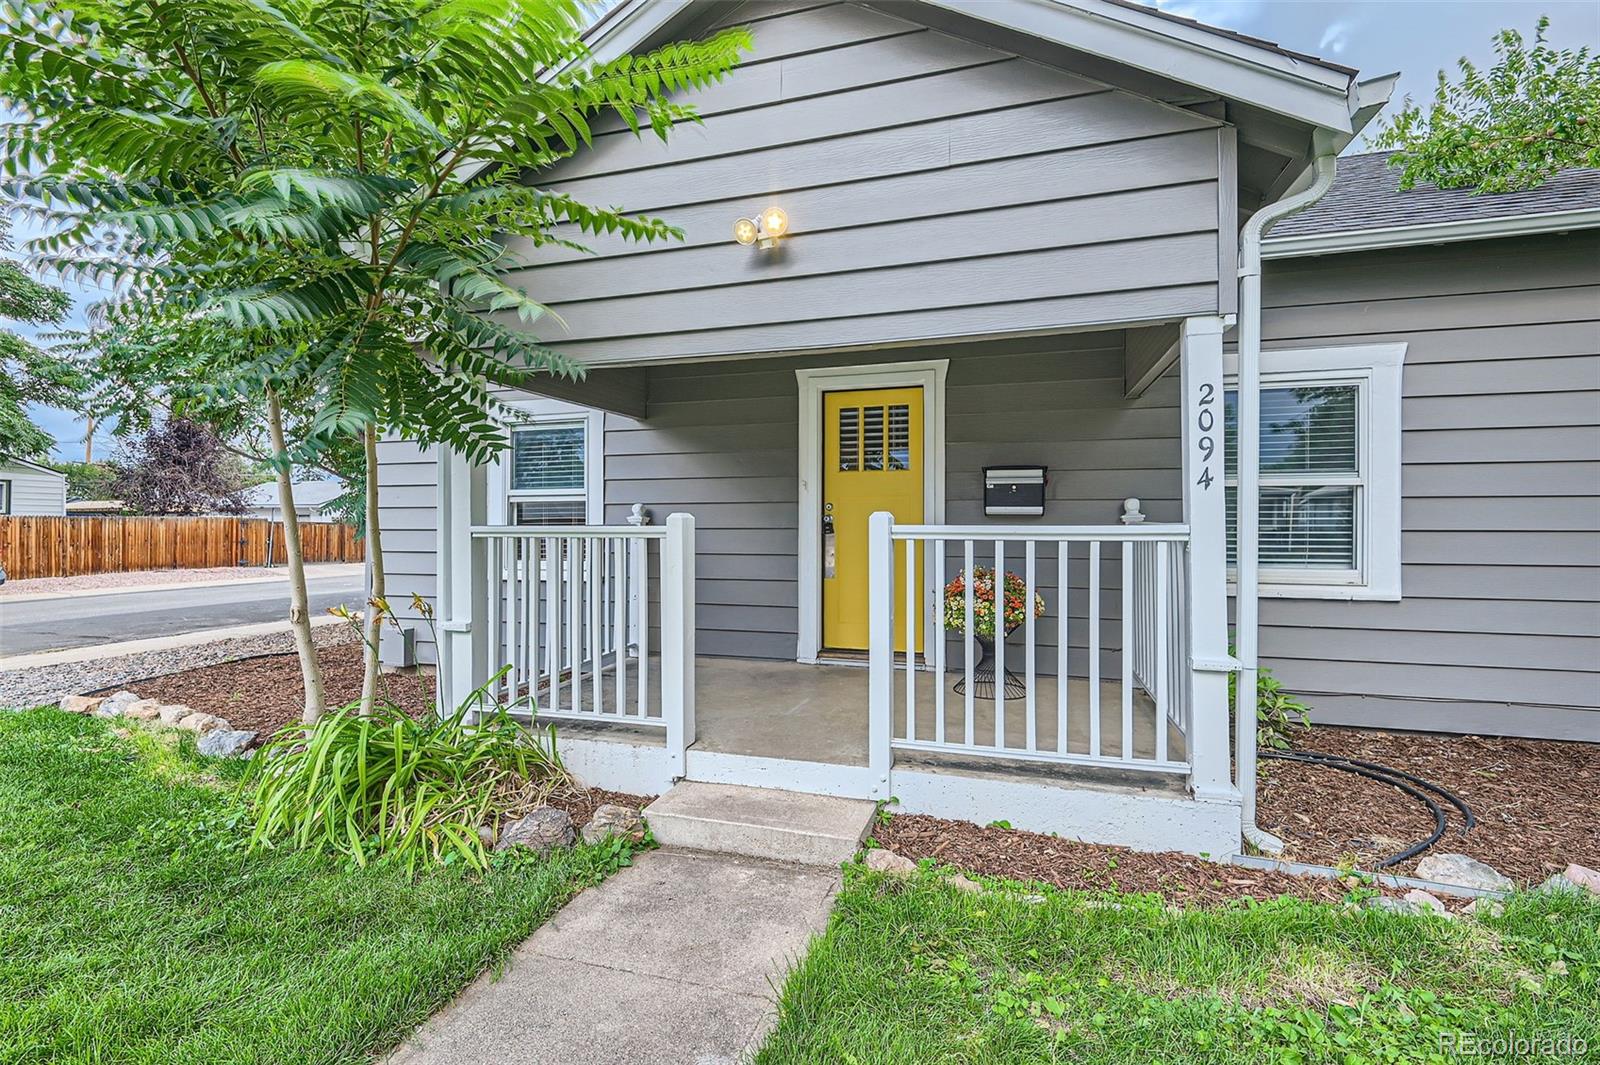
[1261,749,1476,869]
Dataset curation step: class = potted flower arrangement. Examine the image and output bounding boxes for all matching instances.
[943,567,1045,697]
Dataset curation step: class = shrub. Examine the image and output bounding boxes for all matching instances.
[242,690,565,873]
[1230,662,1311,750]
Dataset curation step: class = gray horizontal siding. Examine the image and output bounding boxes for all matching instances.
[1258,231,1600,737]
[0,463,66,515]
[375,437,440,666]
[501,0,1221,365]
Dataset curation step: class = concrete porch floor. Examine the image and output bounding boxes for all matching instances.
[549,655,1187,770]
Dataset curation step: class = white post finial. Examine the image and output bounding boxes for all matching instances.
[1120,497,1145,524]
[627,503,651,527]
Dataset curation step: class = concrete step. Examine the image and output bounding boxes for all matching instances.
[644,781,876,867]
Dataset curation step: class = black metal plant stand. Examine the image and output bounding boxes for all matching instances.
[952,631,1028,700]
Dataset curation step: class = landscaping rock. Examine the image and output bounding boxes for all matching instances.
[59,694,105,715]
[580,803,647,845]
[94,691,142,717]
[1463,898,1505,919]
[122,699,164,721]
[1536,867,1600,896]
[1561,863,1600,896]
[477,824,496,848]
[1414,853,1513,892]
[1401,889,1449,915]
[156,704,196,726]
[1364,895,1425,915]
[946,872,983,894]
[863,848,917,876]
[176,712,227,735]
[494,808,575,854]
[197,729,257,758]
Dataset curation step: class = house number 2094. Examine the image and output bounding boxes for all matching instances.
[1194,381,1217,490]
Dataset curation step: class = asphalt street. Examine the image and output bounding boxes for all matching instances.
[0,571,366,656]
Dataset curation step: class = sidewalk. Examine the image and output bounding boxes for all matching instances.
[0,563,364,603]
[387,850,837,1065]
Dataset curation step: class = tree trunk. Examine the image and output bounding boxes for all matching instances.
[267,390,327,724]
[358,424,386,717]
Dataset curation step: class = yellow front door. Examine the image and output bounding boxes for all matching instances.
[822,386,924,652]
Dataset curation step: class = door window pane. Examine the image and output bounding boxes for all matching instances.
[838,407,860,471]
[863,406,884,471]
[887,404,911,471]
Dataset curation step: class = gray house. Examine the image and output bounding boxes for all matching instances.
[0,458,68,516]
[377,0,1598,856]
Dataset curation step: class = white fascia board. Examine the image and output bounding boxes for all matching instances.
[1263,207,1600,259]
[916,0,1356,132]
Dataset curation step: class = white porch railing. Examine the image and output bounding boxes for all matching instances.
[470,513,696,774]
[1131,538,1192,743]
[870,514,1192,777]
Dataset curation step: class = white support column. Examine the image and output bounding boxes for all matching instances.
[436,444,488,717]
[867,511,894,799]
[661,512,696,779]
[1178,316,1241,805]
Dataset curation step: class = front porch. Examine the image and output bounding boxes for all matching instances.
[552,655,1185,777]
[434,318,1243,855]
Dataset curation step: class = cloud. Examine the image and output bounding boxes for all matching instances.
[1152,0,1267,30]
[1317,18,1357,55]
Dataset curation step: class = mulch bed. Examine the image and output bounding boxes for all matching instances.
[107,648,1597,895]
[1258,725,1599,885]
[877,723,1598,904]
[98,642,435,737]
[546,785,656,829]
[874,814,1382,907]
[99,643,654,830]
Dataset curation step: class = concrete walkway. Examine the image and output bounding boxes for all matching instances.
[388,850,838,1065]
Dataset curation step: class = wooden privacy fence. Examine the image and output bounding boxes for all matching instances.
[0,515,364,580]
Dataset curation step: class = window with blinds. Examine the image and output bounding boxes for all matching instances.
[1225,383,1360,572]
[509,421,587,526]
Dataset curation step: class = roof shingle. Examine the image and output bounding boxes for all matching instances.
[1272,151,1600,238]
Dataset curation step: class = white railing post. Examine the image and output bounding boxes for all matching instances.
[661,512,696,779]
[1179,316,1241,805]
[437,445,488,718]
[867,511,895,798]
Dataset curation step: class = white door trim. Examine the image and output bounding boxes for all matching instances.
[795,360,948,663]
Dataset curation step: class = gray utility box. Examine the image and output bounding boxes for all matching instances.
[983,466,1047,517]
[379,624,416,669]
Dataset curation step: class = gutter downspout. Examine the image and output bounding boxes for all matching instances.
[1235,147,1339,853]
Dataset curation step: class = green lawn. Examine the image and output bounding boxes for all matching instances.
[0,709,624,1065]
[758,863,1599,1064]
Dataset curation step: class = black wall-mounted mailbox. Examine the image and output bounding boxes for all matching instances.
[983,465,1047,517]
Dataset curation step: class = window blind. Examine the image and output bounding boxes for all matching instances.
[1225,384,1360,570]
[510,424,585,493]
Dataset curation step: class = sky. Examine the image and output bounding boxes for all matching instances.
[12,0,1600,463]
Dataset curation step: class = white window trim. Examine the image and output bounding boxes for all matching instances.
[795,360,948,663]
[487,405,605,526]
[1223,342,1405,602]
[0,479,10,514]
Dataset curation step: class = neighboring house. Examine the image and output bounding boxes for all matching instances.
[0,459,67,516]
[241,480,347,523]
[375,0,1598,856]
